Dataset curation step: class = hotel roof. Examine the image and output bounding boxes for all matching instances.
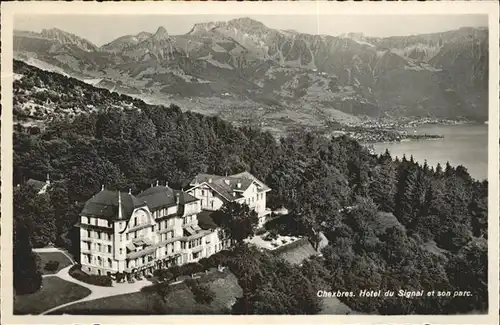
[80,185,199,221]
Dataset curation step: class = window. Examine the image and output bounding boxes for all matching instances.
[107,220,112,227]
[181,242,186,249]
[193,251,200,259]
[211,201,214,208]
[201,190,205,196]
[87,230,91,238]
[119,248,123,255]
[108,245,112,253]
[108,258,112,267]
[134,217,138,227]
[82,216,87,224]
[126,233,129,241]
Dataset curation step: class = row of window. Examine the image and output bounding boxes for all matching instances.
[183,215,196,225]
[152,207,173,219]
[84,230,112,241]
[81,216,112,227]
[83,254,113,268]
[159,231,175,242]
[187,237,203,249]
[83,241,227,270]
[127,254,155,269]
[83,242,112,253]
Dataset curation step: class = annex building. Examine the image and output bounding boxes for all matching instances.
[78,171,271,276]
[186,171,272,228]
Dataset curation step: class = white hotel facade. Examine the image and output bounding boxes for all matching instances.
[78,171,271,276]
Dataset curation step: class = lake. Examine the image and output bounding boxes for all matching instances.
[371,124,488,181]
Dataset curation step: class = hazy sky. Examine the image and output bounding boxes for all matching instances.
[15,14,488,47]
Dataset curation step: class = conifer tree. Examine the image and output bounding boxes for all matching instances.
[13,216,42,294]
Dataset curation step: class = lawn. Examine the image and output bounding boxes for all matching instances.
[35,251,73,275]
[14,276,92,315]
[50,270,243,315]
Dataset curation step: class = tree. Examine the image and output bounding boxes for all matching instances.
[211,201,258,243]
[446,238,488,313]
[14,184,57,248]
[185,278,215,305]
[369,161,397,212]
[13,215,42,294]
[393,165,419,226]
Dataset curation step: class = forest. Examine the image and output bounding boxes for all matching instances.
[13,60,488,314]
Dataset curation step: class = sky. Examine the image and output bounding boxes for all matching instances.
[15,14,488,47]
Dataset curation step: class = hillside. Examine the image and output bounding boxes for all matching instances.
[13,57,488,315]
[13,18,489,132]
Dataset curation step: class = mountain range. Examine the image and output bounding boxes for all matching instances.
[13,17,489,134]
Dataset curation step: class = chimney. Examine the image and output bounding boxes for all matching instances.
[46,173,50,185]
[156,180,159,187]
[128,188,132,195]
[233,192,236,197]
[101,185,105,191]
[208,178,212,183]
[176,193,180,204]
[237,182,241,188]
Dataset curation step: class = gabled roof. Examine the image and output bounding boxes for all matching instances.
[137,186,198,212]
[188,171,271,202]
[26,179,48,192]
[231,171,271,191]
[81,190,146,221]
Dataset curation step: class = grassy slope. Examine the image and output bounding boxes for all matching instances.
[14,276,91,315]
[51,271,242,315]
[35,251,73,275]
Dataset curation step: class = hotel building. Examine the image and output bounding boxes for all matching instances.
[78,171,271,276]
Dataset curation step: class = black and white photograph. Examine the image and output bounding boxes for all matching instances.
[2,1,498,322]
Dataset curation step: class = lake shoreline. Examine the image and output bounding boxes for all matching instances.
[368,124,488,181]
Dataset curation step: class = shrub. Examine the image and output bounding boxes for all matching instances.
[179,262,204,277]
[198,257,210,271]
[69,265,112,287]
[44,260,60,272]
[169,265,181,280]
[205,251,230,268]
[185,278,215,305]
